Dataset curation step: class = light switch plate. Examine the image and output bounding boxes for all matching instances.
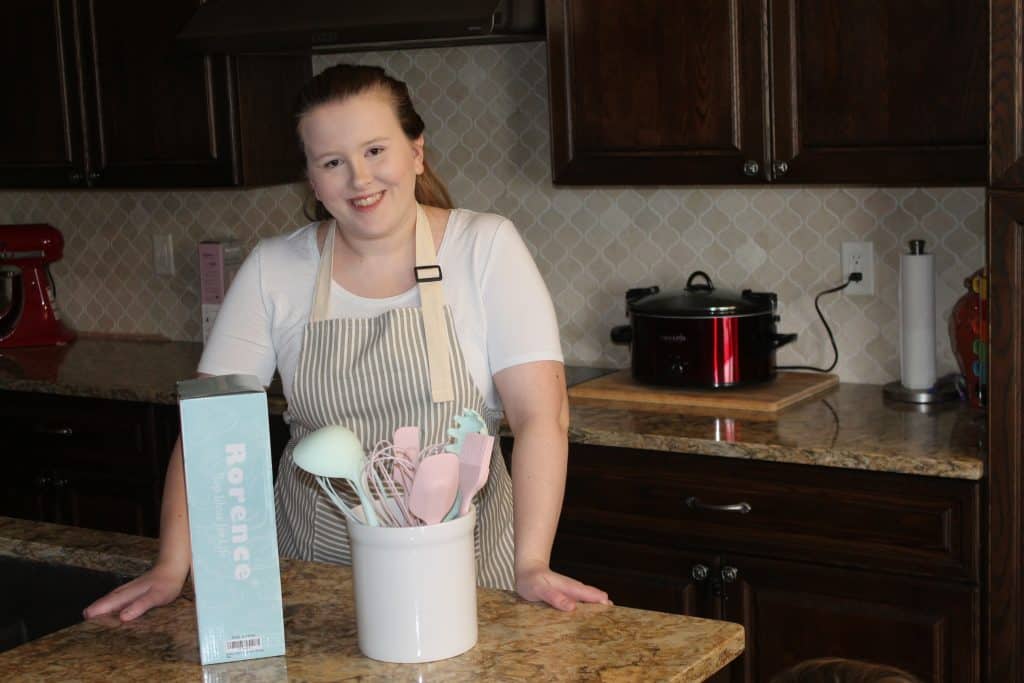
[153,234,175,276]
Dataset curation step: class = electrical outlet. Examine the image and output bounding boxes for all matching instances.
[153,234,175,276]
[841,241,874,295]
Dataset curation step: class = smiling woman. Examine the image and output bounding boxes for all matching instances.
[82,63,610,623]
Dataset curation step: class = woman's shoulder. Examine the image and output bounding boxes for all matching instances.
[255,221,320,264]
[444,208,519,250]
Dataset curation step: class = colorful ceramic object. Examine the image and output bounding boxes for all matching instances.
[948,268,987,409]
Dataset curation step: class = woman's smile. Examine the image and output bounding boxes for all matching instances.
[350,191,385,210]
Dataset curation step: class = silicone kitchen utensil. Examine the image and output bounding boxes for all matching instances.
[362,443,417,527]
[392,426,420,490]
[457,432,493,516]
[407,451,460,525]
[447,408,488,454]
[292,425,380,526]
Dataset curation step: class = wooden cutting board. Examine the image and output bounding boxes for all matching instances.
[568,370,839,413]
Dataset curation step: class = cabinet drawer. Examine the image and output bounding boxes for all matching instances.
[562,445,979,581]
[0,392,170,475]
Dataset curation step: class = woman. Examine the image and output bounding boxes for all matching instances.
[85,64,608,620]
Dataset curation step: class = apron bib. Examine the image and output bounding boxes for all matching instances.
[274,205,516,590]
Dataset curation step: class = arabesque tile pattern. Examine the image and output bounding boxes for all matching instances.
[0,44,984,384]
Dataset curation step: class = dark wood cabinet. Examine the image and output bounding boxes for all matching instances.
[0,391,292,537]
[0,391,178,536]
[0,0,310,189]
[546,0,987,185]
[551,443,981,682]
[985,2,1024,680]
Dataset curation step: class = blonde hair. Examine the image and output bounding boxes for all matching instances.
[770,658,924,683]
[293,64,453,221]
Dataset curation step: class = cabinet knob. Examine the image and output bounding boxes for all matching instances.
[721,566,739,583]
[772,160,789,177]
[68,171,84,185]
[691,564,710,582]
[742,160,759,176]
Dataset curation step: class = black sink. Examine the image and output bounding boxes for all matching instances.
[0,555,131,653]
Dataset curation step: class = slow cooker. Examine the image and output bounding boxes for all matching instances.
[610,271,797,388]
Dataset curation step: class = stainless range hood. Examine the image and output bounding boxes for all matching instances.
[178,0,544,55]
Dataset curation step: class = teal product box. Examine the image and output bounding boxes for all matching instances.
[178,374,286,665]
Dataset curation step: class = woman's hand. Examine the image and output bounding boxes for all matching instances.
[82,562,187,622]
[516,562,612,612]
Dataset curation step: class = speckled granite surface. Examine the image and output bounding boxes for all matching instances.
[0,338,984,479]
[566,382,985,480]
[0,517,744,682]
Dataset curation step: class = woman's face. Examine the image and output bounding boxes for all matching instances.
[300,90,424,238]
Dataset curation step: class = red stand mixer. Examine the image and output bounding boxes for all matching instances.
[0,224,76,348]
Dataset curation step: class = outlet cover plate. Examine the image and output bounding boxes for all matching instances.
[841,241,874,295]
[153,234,175,276]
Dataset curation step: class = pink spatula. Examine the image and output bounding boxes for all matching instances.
[407,451,460,525]
[392,426,420,491]
[457,433,493,516]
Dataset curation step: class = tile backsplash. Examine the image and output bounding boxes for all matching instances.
[0,44,984,385]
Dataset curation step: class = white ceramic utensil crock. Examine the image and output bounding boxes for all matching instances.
[347,504,478,663]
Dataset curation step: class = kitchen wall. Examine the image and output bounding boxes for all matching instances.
[0,43,984,385]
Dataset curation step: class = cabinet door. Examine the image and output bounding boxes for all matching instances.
[770,0,987,185]
[551,532,713,616]
[77,0,238,187]
[0,0,87,187]
[990,0,1024,188]
[56,470,161,537]
[546,0,767,184]
[721,555,979,683]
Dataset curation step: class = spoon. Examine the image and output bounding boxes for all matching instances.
[292,425,380,526]
[407,451,459,525]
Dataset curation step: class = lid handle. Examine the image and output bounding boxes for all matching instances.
[685,271,714,291]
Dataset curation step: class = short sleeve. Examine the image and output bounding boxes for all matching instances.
[480,219,563,374]
[197,242,277,385]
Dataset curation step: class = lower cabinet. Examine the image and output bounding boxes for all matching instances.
[0,391,291,537]
[552,444,981,683]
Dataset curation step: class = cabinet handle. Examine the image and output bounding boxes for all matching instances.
[691,564,710,582]
[52,477,69,489]
[685,496,752,514]
[742,160,759,176]
[772,160,789,177]
[721,566,739,583]
[68,171,84,185]
[34,475,52,488]
[34,426,74,436]
[87,171,101,184]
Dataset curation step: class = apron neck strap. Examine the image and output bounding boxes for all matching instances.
[310,205,454,403]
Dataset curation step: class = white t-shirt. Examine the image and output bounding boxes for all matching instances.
[198,208,563,410]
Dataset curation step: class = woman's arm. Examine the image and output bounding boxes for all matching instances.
[82,372,219,622]
[81,435,191,621]
[494,359,610,611]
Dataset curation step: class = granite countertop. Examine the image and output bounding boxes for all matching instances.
[0,517,744,682]
[0,338,985,480]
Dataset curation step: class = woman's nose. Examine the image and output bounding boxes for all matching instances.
[349,159,372,187]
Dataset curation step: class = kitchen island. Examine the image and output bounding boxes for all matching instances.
[0,516,744,682]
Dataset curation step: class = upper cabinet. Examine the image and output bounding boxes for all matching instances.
[546,0,988,186]
[990,0,1024,188]
[0,0,311,189]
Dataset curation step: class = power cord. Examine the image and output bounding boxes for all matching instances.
[776,272,862,373]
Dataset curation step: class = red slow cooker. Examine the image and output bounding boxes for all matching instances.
[610,271,797,388]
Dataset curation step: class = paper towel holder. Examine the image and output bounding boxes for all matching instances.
[884,239,960,405]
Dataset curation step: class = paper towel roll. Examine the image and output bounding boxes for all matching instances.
[899,244,936,390]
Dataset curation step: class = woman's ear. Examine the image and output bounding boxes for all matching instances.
[411,135,425,176]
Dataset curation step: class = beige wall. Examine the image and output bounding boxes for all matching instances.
[0,43,984,384]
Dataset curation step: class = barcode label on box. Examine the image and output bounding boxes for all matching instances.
[225,635,264,655]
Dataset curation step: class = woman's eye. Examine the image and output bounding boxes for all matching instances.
[323,159,341,169]
[367,147,384,157]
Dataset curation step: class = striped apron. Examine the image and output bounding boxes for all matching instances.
[274,205,516,590]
